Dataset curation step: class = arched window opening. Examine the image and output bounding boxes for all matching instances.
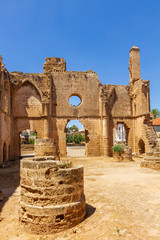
[139,139,145,155]
[113,122,129,145]
[65,120,86,157]
[20,129,37,158]
[116,123,126,143]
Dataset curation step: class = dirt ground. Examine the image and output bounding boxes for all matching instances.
[67,146,85,157]
[1,156,160,240]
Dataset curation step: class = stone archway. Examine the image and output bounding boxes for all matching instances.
[12,81,43,159]
[13,81,42,118]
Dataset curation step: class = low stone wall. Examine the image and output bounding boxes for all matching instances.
[141,151,160,170]
[19,156,85,234]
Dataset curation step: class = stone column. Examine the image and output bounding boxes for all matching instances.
[102,117,109,156]
[101,101,109,156]
[34,139,57,157]
[129,46,141,83]
[42,102,49,139]
[19,139,86,234]
[20,159,85,234]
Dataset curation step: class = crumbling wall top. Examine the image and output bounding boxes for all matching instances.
[43,57,66,73]
[0,55,5,71]
[128,46,141,82]
[129,46,139,52]
[0,55,9,74]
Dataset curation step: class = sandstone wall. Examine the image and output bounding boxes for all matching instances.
[51,71,100,117]
[13,81,42,117]
[0,59,12,163]
[0,47,157,161]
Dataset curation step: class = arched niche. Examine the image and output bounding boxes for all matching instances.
[13,81,42,117]
[139,139,145,155]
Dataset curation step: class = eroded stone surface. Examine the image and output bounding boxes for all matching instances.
[20,156,85,234]
[0,47,157,163]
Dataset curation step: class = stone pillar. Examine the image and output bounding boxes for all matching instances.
[19,156,86,234]
[42,102,49,139]
[101,101,109,156]
[43,118,49,139]
[102,117,108,156]
[129,46,141,82]
[34,139,57,157]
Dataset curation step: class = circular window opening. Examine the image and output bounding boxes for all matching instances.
[69,95,82,107]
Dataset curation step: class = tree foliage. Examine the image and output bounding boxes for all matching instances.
[66,134,74,143]
[151,108,160,119]
[66,133,85,144]
[66,125,79,133]
[29,138,35,144]
[69,125,79,132]
[66,125,85,144]
[74,134,85,144]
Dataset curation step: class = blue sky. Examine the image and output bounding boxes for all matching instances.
[0,0,160,122]
[67,120,84,131]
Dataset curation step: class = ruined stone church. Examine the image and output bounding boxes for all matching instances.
[0,46,157,163]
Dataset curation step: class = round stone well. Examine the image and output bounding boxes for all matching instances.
[19,156,85,234]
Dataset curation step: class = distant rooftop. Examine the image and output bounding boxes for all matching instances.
[153,117,160,125]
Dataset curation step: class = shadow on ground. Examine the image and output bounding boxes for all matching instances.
[0,160,20,213]
[84,203,96,220]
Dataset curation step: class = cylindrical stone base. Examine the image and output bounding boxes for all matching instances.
[19,156,86,234]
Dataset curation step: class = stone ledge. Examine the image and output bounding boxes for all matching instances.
[141,160,160,170]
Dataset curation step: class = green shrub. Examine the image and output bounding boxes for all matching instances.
[111,144,124,154]
[30,132,37,136]
[29,138,35,144]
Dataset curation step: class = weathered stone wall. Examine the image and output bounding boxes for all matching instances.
[13,81,42,117]
[20,157,85,234]
[0,57,12,162]
[0,113,12,162]
[0,47,157,162]
[101,85,132,117]
[51,71,100,117]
